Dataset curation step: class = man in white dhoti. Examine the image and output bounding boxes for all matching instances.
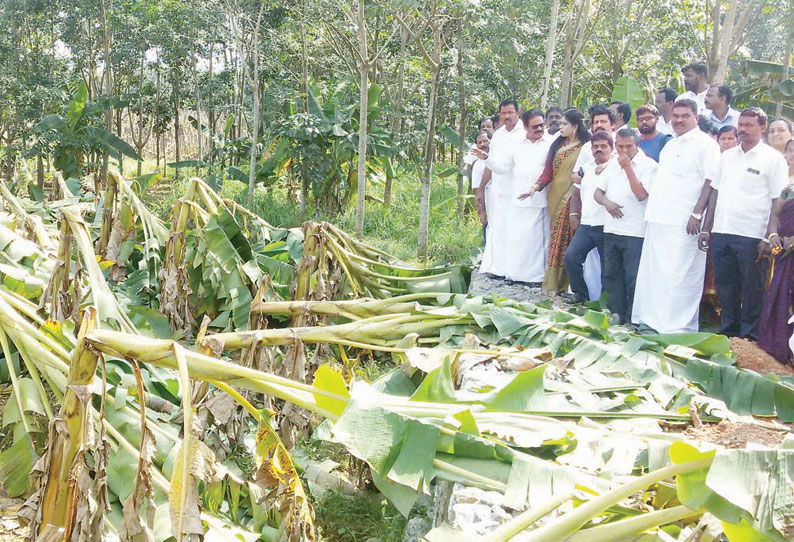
[473,99,525,279]
[501,109,553,285]
[632,99,721,333]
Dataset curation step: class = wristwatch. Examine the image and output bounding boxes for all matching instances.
[691,212,703,220]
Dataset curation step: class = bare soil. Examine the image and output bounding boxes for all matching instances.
[731,337,794,376]
[682,420,790,448]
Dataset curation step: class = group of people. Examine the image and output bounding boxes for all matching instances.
[468,61,794,365]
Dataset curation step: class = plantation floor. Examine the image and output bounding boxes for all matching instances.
[731,337,794,376]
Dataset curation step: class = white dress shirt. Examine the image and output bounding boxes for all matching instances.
[657,117,674,136]
[676,89,710,115]
[471,158,487,189]
[575,160,609,226]
[596,151,657,237]
[511,134,553,208]
[707,107,739,130]
[711,142,789,239]
[483,124,526,196]
[645,127,720,228]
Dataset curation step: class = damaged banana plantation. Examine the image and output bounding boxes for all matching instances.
[0,166,792,542]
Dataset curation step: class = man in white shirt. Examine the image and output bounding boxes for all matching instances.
[564,131,612,303]
[546,107,563,138]
[594,129,657,324]
[609,102,631,131]
[704,85,739,130]
[471,131,492,244]
[698,108,789,339]
[473,99,525,279]
[574,105,616,171]
[676,62,710,115]
[501,109,554,285]
[654,87,677,136]
[632,99,721,333]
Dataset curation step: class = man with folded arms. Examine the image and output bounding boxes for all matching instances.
[698,108,788,339]
[632,99,720,333]
[594,129,657,324]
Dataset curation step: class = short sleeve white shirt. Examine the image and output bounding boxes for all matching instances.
[483,124,526,196]
[574,140,594,170]
[711,142,789,239]
[471,159,487,189]
[676,89,710,115]
[645,127,720,228]
[596,151,657,237]
[575,160,610,226]
[512,134,553,208]
[657,117,674,136]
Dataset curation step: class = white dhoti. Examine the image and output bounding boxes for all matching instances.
[584,249,602,301]
[632,223,705,333]
[504,205,549,282]
[480,190,511,276]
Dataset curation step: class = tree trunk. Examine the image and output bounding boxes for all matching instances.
[299,11,310,221]
[191,43,203,167]
[417,20,442,261]
[174,73,181,178]
[714,0,739,82]
[247,76,260,203]
[385,25,407,206]
[540,0,561,109]
[560,7,575,108]
[455,17,466,226]
[208,39,215,165]
[355,0,369,239]
[99,0,113,187]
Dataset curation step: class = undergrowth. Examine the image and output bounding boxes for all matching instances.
[313,490,408,542]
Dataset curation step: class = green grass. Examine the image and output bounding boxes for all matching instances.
[313,489,408,542]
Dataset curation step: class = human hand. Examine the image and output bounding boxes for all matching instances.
[697,232,710,252]
[769,233,783,251]
[472,148,488,160]
[617,152,631,170]
[686,215,702,235]
[604,200,623,219]
[518,184,539,200]
[478,207,488,225]
[570,214,580,234]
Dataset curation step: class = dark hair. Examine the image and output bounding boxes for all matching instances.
[478,117,494,130]
[491,115,500,127]
[768,117,794,135]
[739,107,768,127]
[544,109,590,171]
[591,131,614,147]
[615,127,639,142]
[546,106,563,116]
[521,108,545,124]
[657,87,678,103]
[611,101,632,124]
[682,62,708,77]
[475,130,492,141]
[673,99,698,116]
[698,115,717,136]
[711,85,734,106]
[589,105,616,124]
[636,104,660,117]
[499,98,520,112]
[786,139,794,152]
[717,125,738,140]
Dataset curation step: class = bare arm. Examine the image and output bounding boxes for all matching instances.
[687,179,713,235]
[623,163,648,201]
[697,189,718,251]
[594,187,624,219]
[765,198,783,250]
